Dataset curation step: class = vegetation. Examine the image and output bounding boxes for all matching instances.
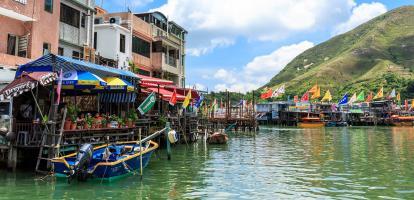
[262,6,414,100]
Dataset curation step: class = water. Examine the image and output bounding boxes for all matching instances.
[2,126,414,199]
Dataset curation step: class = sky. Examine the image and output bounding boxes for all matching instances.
[101,0,413,93]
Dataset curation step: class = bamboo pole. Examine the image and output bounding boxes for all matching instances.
[139,128,143,179]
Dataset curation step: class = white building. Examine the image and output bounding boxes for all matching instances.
[58,0,95,61]
[94,22,132,71]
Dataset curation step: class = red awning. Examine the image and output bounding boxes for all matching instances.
[138,74,174,86]
[0,71,57,100]
[164,86,200,100]
[143,87,186,102]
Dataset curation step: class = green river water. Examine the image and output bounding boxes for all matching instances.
[2,126,414,199]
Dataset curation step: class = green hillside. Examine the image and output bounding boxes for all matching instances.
[264,6,414,101]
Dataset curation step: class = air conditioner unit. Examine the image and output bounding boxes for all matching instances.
[109,17,121,25]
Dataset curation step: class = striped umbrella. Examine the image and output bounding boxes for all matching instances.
[61,70,106,89]
[101,77,134,92]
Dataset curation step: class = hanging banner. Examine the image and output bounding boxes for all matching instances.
[138,92,156,115]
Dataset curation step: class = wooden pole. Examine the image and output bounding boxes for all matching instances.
[165,122,171,160]
[139,128,143,178]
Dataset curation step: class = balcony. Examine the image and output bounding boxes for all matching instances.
[59,23,80,46]
[132,53,152,69]
[152,52,179,75]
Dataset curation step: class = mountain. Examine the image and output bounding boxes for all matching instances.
[264,6,414,100]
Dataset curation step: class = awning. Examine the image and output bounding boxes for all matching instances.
[99,93,137,103]
[143,87,185,102]
[16,54,138,80]
[138,74,174,86]
[0,72,56,100]
[0,7,36,22]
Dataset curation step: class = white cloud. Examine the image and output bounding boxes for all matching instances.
[155,0,356,55]
[212,41,314,93]
[333,2,387,35]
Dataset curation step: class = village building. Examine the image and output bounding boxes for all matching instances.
[58,0,95,61]
[0,0,60,69]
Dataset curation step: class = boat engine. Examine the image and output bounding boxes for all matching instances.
[67,143,93,182]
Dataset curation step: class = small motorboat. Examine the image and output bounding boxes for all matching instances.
[52,140,158,182]
[207,132,228,144]
[391,115,414,126]
[298,117,325,128]
[326,121,348,127]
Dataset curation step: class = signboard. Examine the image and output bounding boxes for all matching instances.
[138,92,156,115]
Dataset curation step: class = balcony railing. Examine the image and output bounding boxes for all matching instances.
[166,55,177,67]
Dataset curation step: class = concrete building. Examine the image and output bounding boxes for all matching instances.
[0,0,60,69]
[136,12,187,87]
[58,0,95,61]
[94,10,152,72]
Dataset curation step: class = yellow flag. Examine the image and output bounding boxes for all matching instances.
[411,99,414,108]
[308,84,318,93]
[397,92,401,102]
[373,87,383,100]
[321,90,332,102]
[311,87,321,99]
[182,89,192,108]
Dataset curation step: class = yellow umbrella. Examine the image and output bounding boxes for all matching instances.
[102,77,135,92]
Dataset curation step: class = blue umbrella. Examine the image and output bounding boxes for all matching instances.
[61,70,106,89]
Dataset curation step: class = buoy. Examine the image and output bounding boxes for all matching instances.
[168,130,178,144]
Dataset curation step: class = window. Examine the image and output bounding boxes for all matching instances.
[81,13,86,28]
[119,34,125,53]
[93,32,97,49]
[7,34,16,55]
[132,36,150,58]
[58,47,64,56]
[44,0,53,13]
[60,3,80,27]
[43,43,50,55]
[138,69,151,76]
[72,51,80,59]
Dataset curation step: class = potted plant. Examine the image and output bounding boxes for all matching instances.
[127,110,138,127]
[117,117,124,128]
[65,104,78,130]
[85,114,93,129]
[109,115,118,128]
[101,117,107,129]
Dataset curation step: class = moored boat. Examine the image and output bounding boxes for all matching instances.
[298,117,325,128]
[391,115,414,126]
[52,140,158,182]
[207,132,228,144]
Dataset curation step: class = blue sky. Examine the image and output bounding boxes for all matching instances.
[101,0,413,93]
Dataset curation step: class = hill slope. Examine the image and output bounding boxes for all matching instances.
[264,6,414,100]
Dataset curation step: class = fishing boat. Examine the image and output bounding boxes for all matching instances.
[52,140,158,182]
[391,115,414,126]
[298,117,325,128]
[207,132,228,144]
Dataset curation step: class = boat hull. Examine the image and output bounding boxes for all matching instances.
[298,122,325,128]
[52,141,158,180]
[391,121,414,127]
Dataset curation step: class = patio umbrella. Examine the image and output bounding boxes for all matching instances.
[101,77,134,92]
[0,71,57,100]
[61,70,106,89]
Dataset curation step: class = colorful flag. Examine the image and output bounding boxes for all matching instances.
[311,87,321,99]
[211,98,218,111]
[182,89,192,109]
[260,88,273,99]
[56,69,63,105]
[348,93,357,104]
[411,100,414,109]
[356,91,365,102]
[169,89,177,106]
[294,95,299,103]
[138,92,156,115]
[321,90,332,102]
[308,84,318,93]
[365,92,373,102]
[396,92,401,102]
[389,88,396,98]
[301,92,309,102]
[195,95,204,108]
[338,94,348,105]
[373,87,383,100]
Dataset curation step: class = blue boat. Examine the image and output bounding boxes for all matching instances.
[52,140,158,182]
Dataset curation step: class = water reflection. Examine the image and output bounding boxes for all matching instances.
[2,127,414,199]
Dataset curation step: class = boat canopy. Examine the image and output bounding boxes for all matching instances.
[16,54,139,80]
